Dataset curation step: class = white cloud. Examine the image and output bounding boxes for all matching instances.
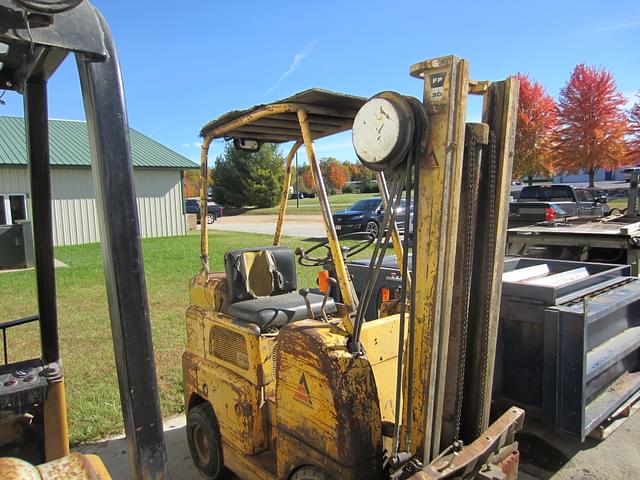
[574,20,640,36]
[181,142,203,149]
[264,40,318,95]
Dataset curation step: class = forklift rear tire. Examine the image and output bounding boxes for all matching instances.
[291,465,333,480]
[187,403,224,479]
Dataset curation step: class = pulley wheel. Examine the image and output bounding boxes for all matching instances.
[352,91,415,171]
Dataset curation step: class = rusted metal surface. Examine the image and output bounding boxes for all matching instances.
[188,272,227,312]
[43,379,70,461]
[297,108,358,321]
[408,407,524,479]
[196,355,268,455]
[462,78,519,442]
[37,452,110,479]
[0,457,41,479]
[441,123,485,449]
[360,315,402,424]
[221,439,277,480]
[199,135,214,274]
[274,141,303,246]
[182,350,200,411]
[0,452,113,479]
[400,55,469,460]
[202,311,263,385]
[200,89,366,143]
[276,320,382,479]
[494,448,520,480]
[196,92,362,324]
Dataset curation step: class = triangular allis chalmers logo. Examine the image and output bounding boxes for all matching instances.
[294,373,312,406]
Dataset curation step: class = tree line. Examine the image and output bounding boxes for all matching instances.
[514,64,640,187]
[184,145,378,208]
[184,63,640,206]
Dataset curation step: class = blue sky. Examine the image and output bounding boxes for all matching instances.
[1,0,639,165]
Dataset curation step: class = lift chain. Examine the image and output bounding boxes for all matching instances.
[476,130,498,436]
[454,126,478,440]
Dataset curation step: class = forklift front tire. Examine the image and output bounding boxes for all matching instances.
[291,465,333,480]
[187,403,224,479]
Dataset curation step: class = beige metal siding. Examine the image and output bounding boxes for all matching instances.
[0,166,30,193]
[0,166,186,246]
[51,167,97,245]
[134,169,185,239]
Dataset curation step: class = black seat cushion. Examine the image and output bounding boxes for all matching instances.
[225,246,298,303]
[224,291,337,332]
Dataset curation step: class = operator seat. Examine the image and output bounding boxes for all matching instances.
[222,246,336,332]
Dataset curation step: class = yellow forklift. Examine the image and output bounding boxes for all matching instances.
[183,56,523,479]
[0,1,167,478]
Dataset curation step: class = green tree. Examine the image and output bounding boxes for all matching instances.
[210,143,285,208]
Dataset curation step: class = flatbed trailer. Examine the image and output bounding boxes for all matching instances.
[506,218,640,275]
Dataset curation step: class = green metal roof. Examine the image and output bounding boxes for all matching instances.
[0,116,197,169]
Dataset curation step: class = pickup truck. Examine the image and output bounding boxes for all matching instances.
[185,198,224,224]
[508,185,608,228]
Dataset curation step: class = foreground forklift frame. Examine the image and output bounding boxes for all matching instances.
[187,56,523,480]
[0,1,167,478]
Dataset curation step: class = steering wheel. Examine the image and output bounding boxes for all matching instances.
[295,232,375,266]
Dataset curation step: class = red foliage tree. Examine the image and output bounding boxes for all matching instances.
[512,73,558,184]
[327,161,348,192]
[183,169,201,198]
[553,64,628,187]
[628,92,640,163]
[302,166,315,190]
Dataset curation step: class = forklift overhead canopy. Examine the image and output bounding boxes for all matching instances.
[199,88,367,143]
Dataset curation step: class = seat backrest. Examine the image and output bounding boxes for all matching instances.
[224,246,298,303]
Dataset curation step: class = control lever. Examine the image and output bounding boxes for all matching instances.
[319,277,338,322]
[299,288,314,319]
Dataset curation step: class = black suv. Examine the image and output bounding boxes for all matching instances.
[185,198,223,224]
[332,197,411,237]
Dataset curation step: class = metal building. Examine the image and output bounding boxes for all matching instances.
[0,116,196,246]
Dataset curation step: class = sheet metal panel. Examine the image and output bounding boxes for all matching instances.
[200,88,367,143]
[0,166,185,245]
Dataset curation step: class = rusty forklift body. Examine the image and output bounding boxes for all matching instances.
[183,56,523,480]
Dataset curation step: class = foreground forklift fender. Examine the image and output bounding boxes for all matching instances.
[0,453,110,479]
[275,320,383,479]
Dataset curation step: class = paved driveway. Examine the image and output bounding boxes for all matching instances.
[209,214,326,239]
[76,409,640,479]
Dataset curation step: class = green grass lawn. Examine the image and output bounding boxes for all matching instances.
[0,231,328,444]
[241,192,378,216]
[608,198,628,210]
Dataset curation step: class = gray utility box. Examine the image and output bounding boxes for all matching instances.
[495,258,640,441]
[340,255,640,441]
[0,221,35,269]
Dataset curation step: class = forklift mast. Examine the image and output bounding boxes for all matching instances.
[349,55,521,475]
[405,57,519,460]
[0,1,167,478]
